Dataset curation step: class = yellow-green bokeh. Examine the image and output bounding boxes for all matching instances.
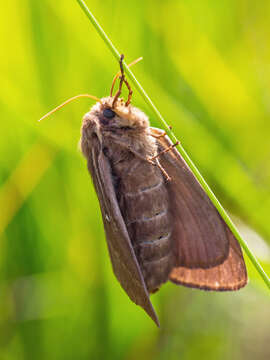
[0,1,269,359]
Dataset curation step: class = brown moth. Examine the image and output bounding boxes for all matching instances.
[40,55,247,327]
[79,56,247,326]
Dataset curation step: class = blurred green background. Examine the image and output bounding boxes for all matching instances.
[0,0,270,359]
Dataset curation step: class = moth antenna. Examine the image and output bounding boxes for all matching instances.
[110,56,143,97]
[38,94,101,122]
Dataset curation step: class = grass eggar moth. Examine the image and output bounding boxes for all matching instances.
[41,55,247,327]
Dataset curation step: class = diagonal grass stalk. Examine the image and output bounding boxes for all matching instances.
[76,0,270,290]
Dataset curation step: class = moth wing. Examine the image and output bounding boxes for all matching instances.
[149,127,247,290]
[87,136,159,326]
[170,227,247,290]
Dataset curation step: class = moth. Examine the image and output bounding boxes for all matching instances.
[41,55,247,327]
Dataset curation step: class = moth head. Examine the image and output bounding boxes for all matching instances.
[87,96,149,130]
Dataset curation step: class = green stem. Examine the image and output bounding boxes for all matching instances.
[76,0,270,290]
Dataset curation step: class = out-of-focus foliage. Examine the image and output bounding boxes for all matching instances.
[0,0,269,359]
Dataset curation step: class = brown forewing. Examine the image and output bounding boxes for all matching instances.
[150,127,247,290]
[82,133,159,326]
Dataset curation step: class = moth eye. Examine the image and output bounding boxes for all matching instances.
[103,108,115,119]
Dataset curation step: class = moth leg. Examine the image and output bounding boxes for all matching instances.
[112,55,125,108]
[149,141,180,161]
[150,126,173,139]
[154,158,171,181]
[124,78,133,106]
[112,54,133,107]
[150,130,167,139]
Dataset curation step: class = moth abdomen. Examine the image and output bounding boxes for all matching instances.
[108,145,174,292]
[143,252,175,293]
[134,231,172,262]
